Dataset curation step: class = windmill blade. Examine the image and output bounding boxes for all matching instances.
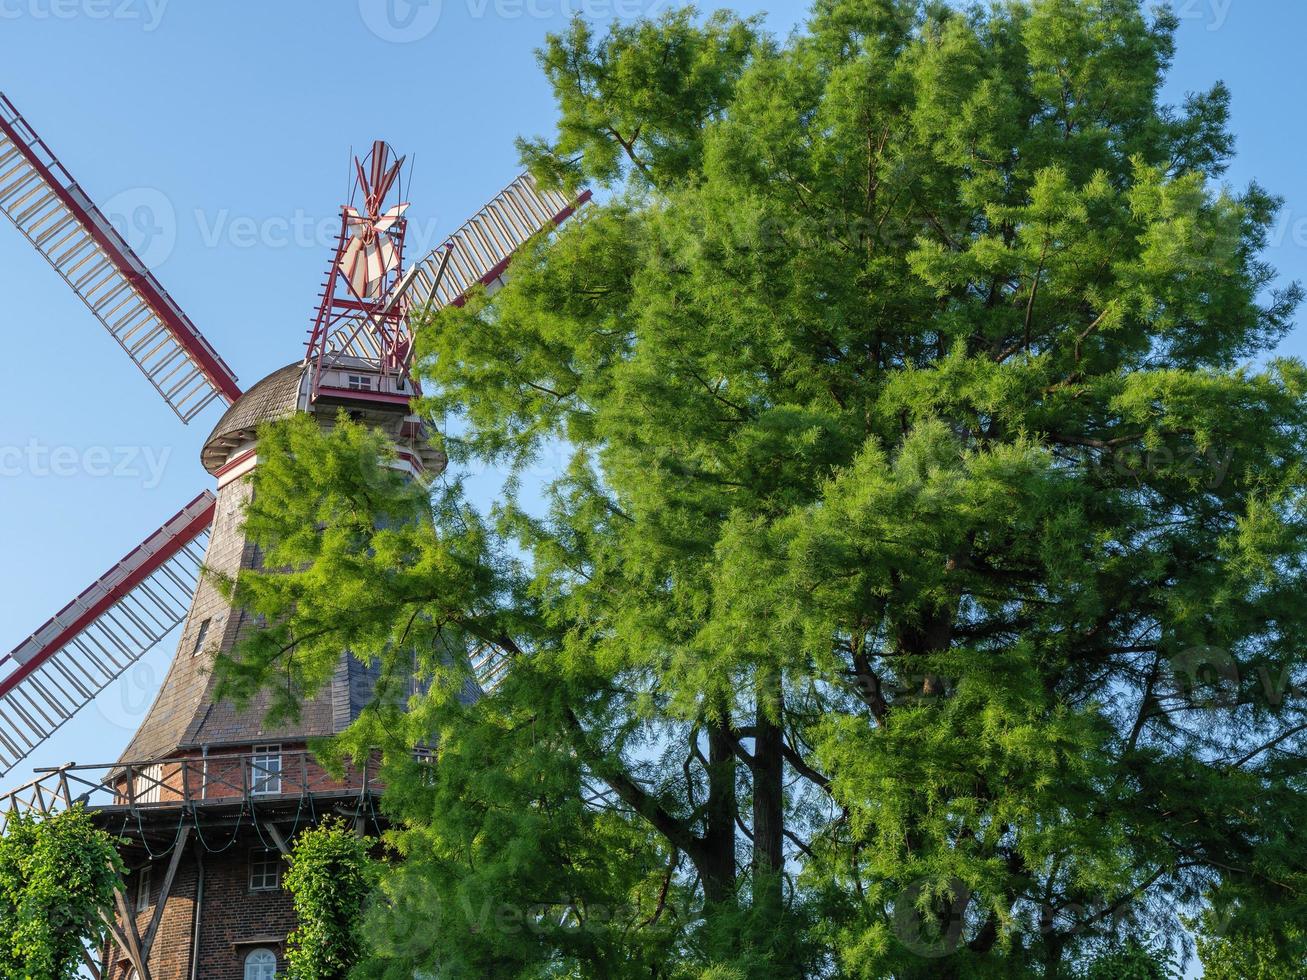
[0,492,216,777]
[407,173,591,312]
[469,640,512,693]
[0,92,240,422]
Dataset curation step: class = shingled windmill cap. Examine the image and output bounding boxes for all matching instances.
[201,363,306,475]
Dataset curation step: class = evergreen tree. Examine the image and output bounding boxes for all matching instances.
[219,1,1307,975]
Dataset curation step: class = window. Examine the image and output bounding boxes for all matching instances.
[244,948,277,980]
[250,744,282,795]
[134,865,151,913]
[191,618,211,656]
[248,850,281,891]
[413,746,437,786]
[137,763,163,804]
[346,374,373,391]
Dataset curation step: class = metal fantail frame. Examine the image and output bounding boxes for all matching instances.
[304,140,414,402]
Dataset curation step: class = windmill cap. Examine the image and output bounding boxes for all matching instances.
[201,362,306,475]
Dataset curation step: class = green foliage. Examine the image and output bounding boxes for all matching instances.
[221,0,1307,976]
[1194,906,1307,979]
[0,806,124,980]
[213,410,435,729]
[517,8,759,192]
[284,818,379,979]
[1081,941,1174,979]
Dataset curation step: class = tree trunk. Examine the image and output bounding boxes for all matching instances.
[700,715,737,906]
[752,679,784,918]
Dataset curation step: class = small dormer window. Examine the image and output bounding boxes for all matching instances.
[347,374,373,391]
[191,618,211,657]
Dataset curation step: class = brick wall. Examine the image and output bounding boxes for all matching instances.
[194,837,295,980]
[103,823,300,979]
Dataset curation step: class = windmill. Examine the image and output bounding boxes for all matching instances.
[0,90,587,979]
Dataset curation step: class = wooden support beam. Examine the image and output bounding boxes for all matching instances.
[112,887,152,980]
[99,909,127,954]
[262,820,291,857]
[97,849,137,977]
[79,945,102,980]
[140,823,191,960]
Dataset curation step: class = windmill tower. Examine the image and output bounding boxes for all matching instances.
[0,92,587,979]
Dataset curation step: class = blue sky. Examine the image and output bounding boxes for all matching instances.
[0,3,1301,968]
[7,0,1303,781]
[0,0,799,780]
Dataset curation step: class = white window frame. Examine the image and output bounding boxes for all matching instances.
[413,746,437,786]
[244,947,278,980]
[136,763,163,804]
[134,865,151,913]
[249,744,282,796]
[248,850,281,892]
[346,374,373,391]
[191,617,212,656]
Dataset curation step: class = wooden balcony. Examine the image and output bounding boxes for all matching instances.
[0,747,380,841]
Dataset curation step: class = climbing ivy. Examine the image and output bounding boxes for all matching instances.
[0,805,125,980]
[284,817,379,979]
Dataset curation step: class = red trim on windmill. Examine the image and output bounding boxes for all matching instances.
[304,140,414,401]
[0,493,217,700]
[0,92,242,418]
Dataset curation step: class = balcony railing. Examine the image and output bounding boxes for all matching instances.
[0,748,373,834]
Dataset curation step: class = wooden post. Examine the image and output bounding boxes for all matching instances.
[263,821,291,857]
[111,887,152,980]
[78,945,102,980]
[141,824,192,960]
